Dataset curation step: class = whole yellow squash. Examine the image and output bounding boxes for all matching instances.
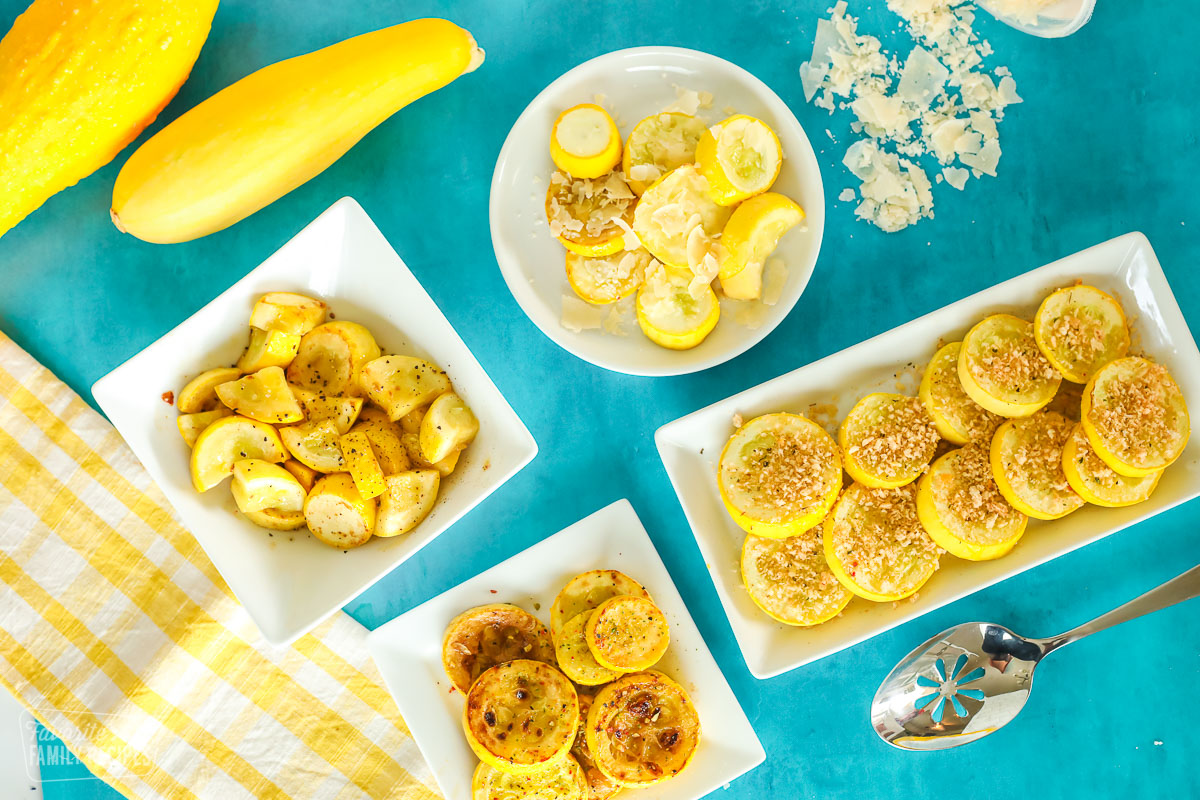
[0,0,220,240]
[111,18,484,244]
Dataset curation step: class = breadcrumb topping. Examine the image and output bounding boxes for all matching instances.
[929,348,1001,441]
[1089,359,1186,466]
[828,483,939,596]
[846,395,939,478]
[999,412,1081,514]
[746,532,846,618]
[969,327,1059,392]
[937,445,1022,535]
[1044,311,1108,363]
[1070,425,1128,490]
[729,428,836,521]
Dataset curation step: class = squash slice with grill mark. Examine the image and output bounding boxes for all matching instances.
[550,569,651,640]
[463,659,579,775]
[555,611,620,686]
[586,671,699,787]
[442,604,555,694]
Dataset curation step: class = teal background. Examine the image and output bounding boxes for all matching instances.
[1,0,1196,798]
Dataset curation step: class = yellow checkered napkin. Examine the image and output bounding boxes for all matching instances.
[0,331,439,800]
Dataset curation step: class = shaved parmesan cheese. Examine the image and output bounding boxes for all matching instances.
[838,188,857,202]
[942,166,970,190]
[898,46,948,109]
[980,0,1054,25]
[844,140,934,233]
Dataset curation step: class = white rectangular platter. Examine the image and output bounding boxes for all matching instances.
[366,499,764,800]
[92,198,537,646]
[655,232,1200,679]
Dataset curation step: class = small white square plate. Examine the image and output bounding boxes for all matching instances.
[656,232,1200,679]
[92,198,538,647]
[490,46,825,376]
[366,499,764,800]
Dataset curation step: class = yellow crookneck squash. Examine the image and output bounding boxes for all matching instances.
[111,18,484,244]
[0,0,220,240]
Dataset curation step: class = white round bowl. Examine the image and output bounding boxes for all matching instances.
[489,47,825,377]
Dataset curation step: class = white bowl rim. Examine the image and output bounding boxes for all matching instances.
[489,45,826,377]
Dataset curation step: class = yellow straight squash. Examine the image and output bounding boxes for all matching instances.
[112,18,484,243]
[0,0,220,240]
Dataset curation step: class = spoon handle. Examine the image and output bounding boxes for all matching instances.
[1039,564,1200,655]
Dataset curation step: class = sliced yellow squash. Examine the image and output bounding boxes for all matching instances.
[546,170,636,258]
[823,482,939,602]
[358,355,452,421]
[176,407,232,448]
[636,264,720,351]
[401,432,459,476]
[622,112,707,195]
[989,412,1084,520]
[1062,423,1161,507]
[290,386,362,434]
[632,165,731,268]
[280,419,345,473]
[717,192,804,281]
[471,756,587,800]
[566,248,649,305]
[190,415,287,492]
[248,292,328,336]
[230,459,306,514]
[442,604,555,694]
[463,659,579,775]
[286,321,381,397]
[584,595,669,673]
[555,611,621,686]
[303,473,375,549]
[1034,285,1130,383]
[916,446,1027,561]
[236,327,301,373]
[242,506,306,531]
[282,459,319,493]
[214,366,303,424]
[375,469,439,538]
[919,341,1001,445]
[585,671,699,787]
[718,412,842,538]
[695,114,782,206]
[838,393,939,489]
[1081,356,1189,477]
[741,530,852,626]
[550,569,652,640]
[959,314,1061,418]
[178,367,242,413]
[419,392,479,464]
[550,103,622,179]
[339,430,386,500]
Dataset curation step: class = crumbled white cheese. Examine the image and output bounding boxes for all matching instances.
[980,0,1054,25]
[838,188,857,202]
[798,0,1020,231]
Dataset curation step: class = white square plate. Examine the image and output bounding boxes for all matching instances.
[656,232,1200,679]
[92,198,538,647]
[366,499,764,800]
[490,47,825,376]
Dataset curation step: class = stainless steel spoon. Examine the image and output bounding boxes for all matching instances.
[871,564,1200,750]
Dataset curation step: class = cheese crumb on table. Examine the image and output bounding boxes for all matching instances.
[799,0,1022,231]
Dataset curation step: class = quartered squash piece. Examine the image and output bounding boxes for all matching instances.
[280,419,345,473]
[177,407,232,448]
[291,386,363,434]
[339,430,386,499]
[358,355,451,421]
[419,392,479,464]
[236,327,301,372]
[190,415,286,492]
[287,321,380,396]
[178,366,241,413]
[303,473,375,549]
[230,459,306,514]
[248,292,328,336]
[375,470,439,537]
[214,366,303,424]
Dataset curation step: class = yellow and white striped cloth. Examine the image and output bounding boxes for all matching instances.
[0,331,439,799]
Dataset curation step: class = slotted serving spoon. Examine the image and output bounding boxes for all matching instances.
[872,564,1200,750]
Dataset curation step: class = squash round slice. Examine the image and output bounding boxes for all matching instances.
[1062,423,1161,507]
[555,611,621,686]
[359,356,452,422]
[916,446,1028,561]
[572,692,621,800]
[919,342,1002,445]
[741,530,851,626]
[546,171,637,258]
[695,114,782,206]
[718,413,842,538]
[375,469,439,537]
[249,292,327,336]
[1034,285,1130,383]
[471,755,588,800]
[586,671,700,787]
[622,112,707,195]
[463,659,579,775]
[823,483,940,602]
[286,321,380,397]
[303,473,375,549]
[566,248,650,305]
[419,392,479,464]
[215,366,303,425]
[443,604,556,694]
[989,412,1084,520]
[1081,356,1189,477]
[178,367,242,413]
[839,393,939,489]
[236,327,301,373]
[190,415,286,492]
[280,419,345,473]
[959,314,1062,418]
[717,192,804,281]
[632,165,730,268]
[635,265,720,351]
[550,569,651,639]
[551,103,622,180]
[584,596,669,673]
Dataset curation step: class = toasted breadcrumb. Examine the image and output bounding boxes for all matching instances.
[1044,311,1108,363]
[999,412,1082,515]
[828,483,940,596]
[747,532,846,618]
[1089,359,1185,465]
[969,332,1059,392]
[938,445,1022,533]
[928,346,1002,441]
[846,395,939,477]
[729,429,837,520]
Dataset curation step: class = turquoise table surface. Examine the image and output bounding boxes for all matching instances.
[3,0,1197,797]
